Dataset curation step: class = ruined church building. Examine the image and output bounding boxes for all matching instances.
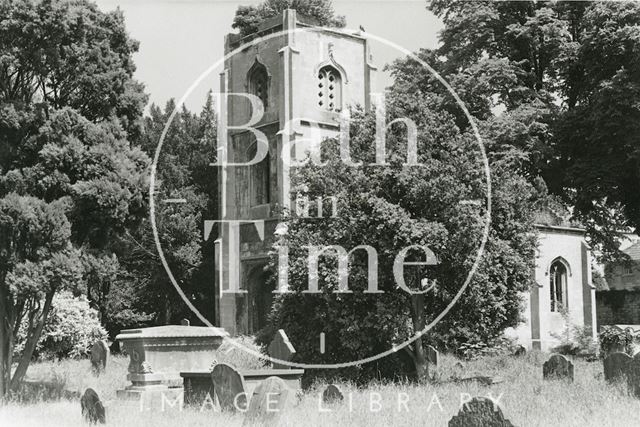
[214,9,597,351]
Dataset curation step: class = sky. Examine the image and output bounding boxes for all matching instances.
[94,0,443,112]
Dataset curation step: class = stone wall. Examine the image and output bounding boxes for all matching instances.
[596,290,640,328]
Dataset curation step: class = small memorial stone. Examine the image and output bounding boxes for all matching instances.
[322,384,344,404]
[603,352,632,382]
[243,376,291,427]
[181,318,190,326]
[543,354,574,382]
[426,345,438,367]
[211,363,247,412]
[80,388,106,424]
[448,397,514,427]
[90,340,109,376]
[268,329,296,369]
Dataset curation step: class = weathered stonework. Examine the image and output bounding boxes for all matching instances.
[216,9,376,336]
[115,325,227,402]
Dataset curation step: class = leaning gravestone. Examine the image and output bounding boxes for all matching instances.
[322,384,344,404]
[90,340,109,376]
[449,397,514,427]
[603,352,632,382]
[268,329,296,369]
[212,363,247,412]
[543,354,574,382]
[81,388,106,424]
[243,376,291,427]
[426,345,438,367]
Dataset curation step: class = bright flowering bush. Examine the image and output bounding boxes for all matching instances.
[14,292,107,360]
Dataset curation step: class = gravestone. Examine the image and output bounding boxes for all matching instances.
[543,354,574,382]
[322,384,344,404]
[243,376,291,427]
[268,329,296,369]
[211,363,247,412]
[426,345,438,367]
[81,388,106,424]
[90,340,109,376]
[449,397,514,427]
[181,318,190,326]
[626,353,640,398]
[603,352,632,382]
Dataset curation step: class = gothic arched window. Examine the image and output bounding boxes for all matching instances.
[550,259,569,312]
[247,140,270,206]
[248,63,269,110]
[317,66,342,112]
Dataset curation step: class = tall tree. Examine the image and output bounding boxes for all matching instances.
[0,0,148,398]
[264,95,538,381]
[128,93,218,326]
[424,0,640,258]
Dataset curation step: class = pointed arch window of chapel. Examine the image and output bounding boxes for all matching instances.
[248,62,269,110]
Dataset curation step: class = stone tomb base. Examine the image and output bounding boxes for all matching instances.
[181,369,304,408]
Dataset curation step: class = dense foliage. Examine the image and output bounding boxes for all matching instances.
[423,0,640,259]
[599,326,635,356]
[261,91,539,381]
[14,292,107,360]
[0,0,148,396]
[232,0,345,37]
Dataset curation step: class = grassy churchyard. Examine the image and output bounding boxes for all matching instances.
[2,346,640,427]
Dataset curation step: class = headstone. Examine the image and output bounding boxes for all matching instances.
[211,363,247,412]
[243,376,291,427]
[322,384,344,404]
[626,353,640,397]
[426,345,438,367]
[543,354,574,382]
[268,329,296,369]
[448,397,514,427]
[181,319,190,326]
[603,352,632,382]
[81,388,106,424]
[90,340,109,376]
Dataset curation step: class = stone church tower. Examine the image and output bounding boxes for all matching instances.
[215,10,376,335]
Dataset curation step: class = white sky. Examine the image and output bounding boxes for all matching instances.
[94,0,443,112]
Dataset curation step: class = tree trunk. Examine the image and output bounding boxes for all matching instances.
[0,282,10,400]
[410,293,429,382]
[9,290,55,391]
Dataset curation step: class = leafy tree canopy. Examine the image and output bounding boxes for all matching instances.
[263,89,539,380]
[232,0,346,37]
[0,0,148,396]
[390,1,640,259]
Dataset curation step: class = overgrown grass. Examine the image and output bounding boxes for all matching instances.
[1,347,639,426]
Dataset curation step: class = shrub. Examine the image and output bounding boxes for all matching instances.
[14,291,107,360]
[599,326,634,356]
[550,309,598,356]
